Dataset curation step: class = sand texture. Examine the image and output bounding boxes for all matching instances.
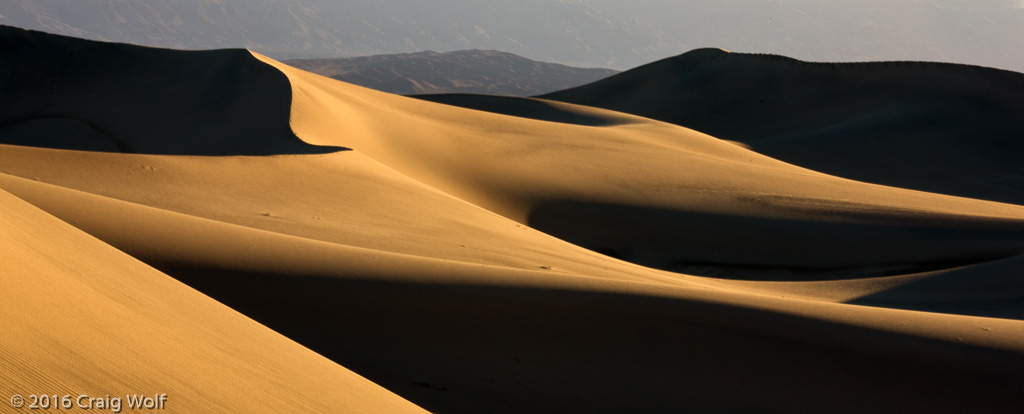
[3,26,1024,413]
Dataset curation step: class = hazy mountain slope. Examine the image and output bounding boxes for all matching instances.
[542,48,1024,205]
[2,0,1022,71]
[285,50,618,96]
[0,0,638,66]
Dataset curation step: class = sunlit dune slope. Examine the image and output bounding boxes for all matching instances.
[258,52,1024,278]
[5,26,1024,413]
[0,147,695,288]
[541,48,1024,205]
[0,188,426,413]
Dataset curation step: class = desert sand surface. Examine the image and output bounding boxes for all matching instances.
[3,26,1024,413]
[0,187,426,413]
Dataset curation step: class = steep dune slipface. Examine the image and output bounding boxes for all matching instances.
[259,52,1024,279]
[0,26,342,155]
[0,188,426,413]
[541,48,1024,206]
[4,26,1024,413]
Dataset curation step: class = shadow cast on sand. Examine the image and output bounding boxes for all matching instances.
[158,262,1024,414]
[413,93,635,127]
[527,200,1024,281]
[846,254,1024,320]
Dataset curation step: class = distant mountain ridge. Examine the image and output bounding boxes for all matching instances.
[285,50,619,96]
[0,0,648,67]
[3,0,1022,72]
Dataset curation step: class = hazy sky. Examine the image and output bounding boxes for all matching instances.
[2,0,1022,72]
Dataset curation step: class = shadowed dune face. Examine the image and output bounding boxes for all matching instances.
[0,26,346,155]
[529,200,1024,280]
[5,26,1024,413]
[413,93,637,127]
[159,266,1024,414]
[846,254,1024,320]
[542,48,1024,205]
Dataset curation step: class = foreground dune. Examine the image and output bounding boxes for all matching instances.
[3,26,1024,412]
[0,187,426,413]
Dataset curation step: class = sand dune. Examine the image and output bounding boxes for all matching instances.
[0,187,426,413]
[541,48,1024,206]
[4,26,1024,412]
[261,53,1024,277]
[5,171,1024,412]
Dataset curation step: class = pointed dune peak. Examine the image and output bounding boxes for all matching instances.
[0,25,345,155]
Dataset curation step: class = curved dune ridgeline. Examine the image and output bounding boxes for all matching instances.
[3,26,1024,413]
[541,48,1024,206]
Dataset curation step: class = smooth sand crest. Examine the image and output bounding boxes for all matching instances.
[0,188,426,413]
[256,51,1024,278]
[4,27,1024,412]
[541,48,1024,205]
